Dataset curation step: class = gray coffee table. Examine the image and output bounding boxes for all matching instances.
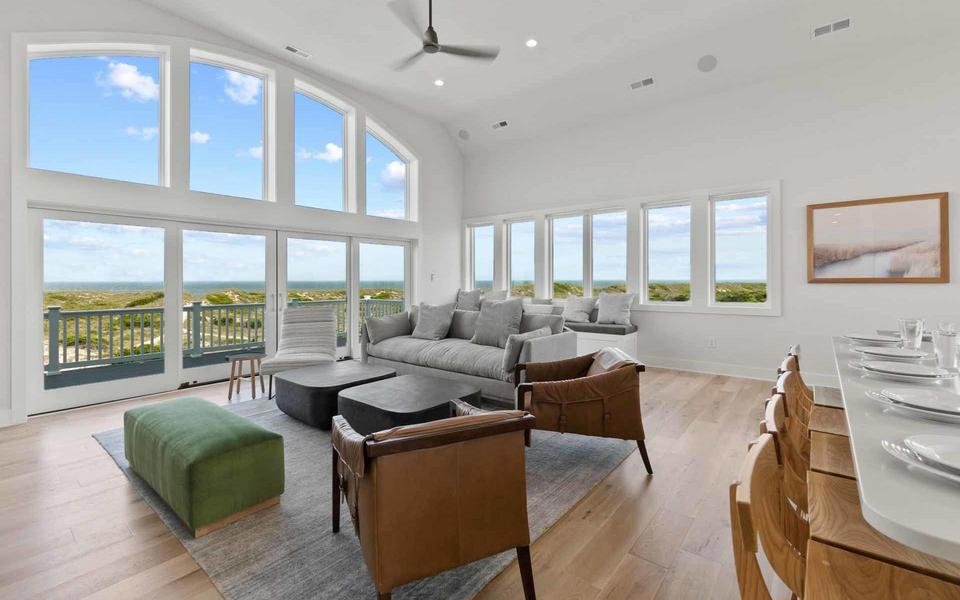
[337,375,482,435]
[274,362,396,429]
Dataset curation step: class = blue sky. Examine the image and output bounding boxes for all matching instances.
[592,212,627,282]
[365,133,407,219]
[44,220,165,284]
[713,196,768,281]
[552,215,584,285]
[30,55,161,185]
[286,238,346,283]
[295,92,344,210]
[359,243,405,285]
[182,230,265,285]
[648,205,691,282]
[473,225,494,285]
[510,221,535,284]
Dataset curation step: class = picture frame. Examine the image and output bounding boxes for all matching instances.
[807,192,949,283]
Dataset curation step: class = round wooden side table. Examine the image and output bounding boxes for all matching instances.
[227,352,267,401]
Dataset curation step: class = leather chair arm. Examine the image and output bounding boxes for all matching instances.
[366,413,536,459]
[332,415,372,478]
[451,398,486,417]
[515,352,596,386]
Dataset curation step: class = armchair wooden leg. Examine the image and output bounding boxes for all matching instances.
[517,545,536,600]
[332,448,341,534]
[637,440,653,475]
[524,429,531,448]
[268,375,274,399]
[377,593,391,600]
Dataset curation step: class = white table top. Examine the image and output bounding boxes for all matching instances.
[832,336,960,563]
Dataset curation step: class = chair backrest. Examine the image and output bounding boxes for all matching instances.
[731,434,806,600]
[278,305,337,355]
[761,394,810,530]
[779,353,815,400]
[776,370,812,426]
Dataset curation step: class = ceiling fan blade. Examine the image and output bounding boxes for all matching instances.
[387,0,427,41]
[437,44,500,61]
[393,50,426,71]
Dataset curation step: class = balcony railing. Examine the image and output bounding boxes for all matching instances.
[44,298,405,377]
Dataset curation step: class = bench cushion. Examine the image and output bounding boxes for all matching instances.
[124,397,284,533]
[565,322,638,335]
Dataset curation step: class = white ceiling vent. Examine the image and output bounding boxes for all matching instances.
[629,77,655,90]
[491,120,508,130]
[284,44,312,59]
[813,18,852,38]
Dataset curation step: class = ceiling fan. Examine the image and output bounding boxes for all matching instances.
[388,0,500,70]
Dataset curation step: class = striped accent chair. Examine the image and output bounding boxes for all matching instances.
[262,305,337,397]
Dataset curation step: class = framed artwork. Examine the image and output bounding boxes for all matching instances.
[807,192,949,283]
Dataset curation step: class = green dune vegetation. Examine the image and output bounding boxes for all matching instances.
[646,282,767,303]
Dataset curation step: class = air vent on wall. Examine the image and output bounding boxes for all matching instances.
[284,44,312,59]
[629,77,655,90]
[492,120,508,130]
[813,18,851,38]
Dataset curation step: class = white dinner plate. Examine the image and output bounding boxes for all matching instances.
[845,333,900,344]
[881,439,960,485]
[849,361,955,384]
[881,388,960,415]
[865,391,960,424]
[904,435,960,473]
[861,361,953,378]
[854,346,929,360]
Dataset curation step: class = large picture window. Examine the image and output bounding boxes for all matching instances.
[509,221,535,297]
[30,54,161,185]
[365,131,407,219]
[190,61,265,200]
[551,215,584,298]
[591,211,627,297]
[712,195,768,304]
[294,91,345,211]
[470,225,494,292]
[646,204,691,302]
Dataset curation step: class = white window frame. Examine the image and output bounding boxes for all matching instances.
[189,49,275,202]
[506,218,536,297]
[364,118,418,222]
[26,42,171,188]
[292,81,354,213]
[642,199,693,306]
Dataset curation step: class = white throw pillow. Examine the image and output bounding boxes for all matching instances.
[586,347,638,377]
[596,292,636,325]
[522,303,556,315]
[561,296,596,323]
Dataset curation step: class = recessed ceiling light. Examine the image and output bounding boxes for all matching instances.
[525,39,538,48]
[434,79,445,87]
[697,54,718,73]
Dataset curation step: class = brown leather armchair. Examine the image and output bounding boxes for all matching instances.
[331,400,538,600]
[515,353,653,474]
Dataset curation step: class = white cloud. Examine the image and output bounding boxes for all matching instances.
[297,143,343,163]
[237,145,263,159]
[99,61,159,102]
[224,71,262,105]
[124,126,159,141]
[191,131,211,144]
[379,160,406,189]
[369,208,406,220]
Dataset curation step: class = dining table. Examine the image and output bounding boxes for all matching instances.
[830,335,960,563]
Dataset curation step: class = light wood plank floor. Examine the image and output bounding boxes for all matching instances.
[0,367,770,599]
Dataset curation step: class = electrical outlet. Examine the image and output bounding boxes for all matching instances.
[430,272,438,282]
[706,336,719,349]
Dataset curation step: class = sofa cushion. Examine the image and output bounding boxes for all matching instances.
[502,326,552,374]
[455,289,482,311]
[365,311,412,345]
[411,302,455,340]
[365,335,434,363]
[448,309,479,340]
[522,303,556,315]
[520,313,564,335]
[562,296,596,323]
[481,290,508,303]
[565,321,638,335]
[596,292,636,325]
[418,338,509,381]
[471,297,523,348]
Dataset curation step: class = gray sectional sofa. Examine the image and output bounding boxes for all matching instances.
[360,309,577,404]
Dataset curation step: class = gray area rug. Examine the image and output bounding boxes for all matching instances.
[94,398,635,599]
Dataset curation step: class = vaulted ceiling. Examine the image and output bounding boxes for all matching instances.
[142,0,960,152]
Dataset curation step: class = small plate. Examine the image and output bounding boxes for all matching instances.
[845,333,900,344]
[866,391,960,424]
[881,388,960,415]
[854,346,929,360]
[904,435,960,473]
[850,361,954,384]
[881,439,960,485]
[861,361,953,378]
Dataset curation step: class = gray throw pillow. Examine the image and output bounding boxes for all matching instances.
[365,311,411,345]
[471,297,523,348]
[561,296,596,323]
[596,292,636,325]
[522,303,556,315]
[411,302,456,340]
[502,326,552,374]
[455,289,482,311]
[481,290,508,303]
[448,309,480,340]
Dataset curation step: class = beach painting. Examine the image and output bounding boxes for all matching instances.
[807,193,949,283]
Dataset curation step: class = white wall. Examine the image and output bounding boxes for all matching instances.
[463,37,960,385]
[0,0,464,425]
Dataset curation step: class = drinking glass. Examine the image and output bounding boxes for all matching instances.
[933,330,959,370]
[899,318,925,350]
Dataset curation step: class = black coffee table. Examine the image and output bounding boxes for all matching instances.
[337,375,482,435]
[274,362,396,429]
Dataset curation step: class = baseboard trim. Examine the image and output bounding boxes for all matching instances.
[636,354,840,388]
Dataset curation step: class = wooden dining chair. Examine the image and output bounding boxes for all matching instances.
[775,370,812,427]
[761,393,810,551]
[730,433,806,600]
[782,345,844,409]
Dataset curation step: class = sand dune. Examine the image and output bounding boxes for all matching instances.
[813,240,919,268]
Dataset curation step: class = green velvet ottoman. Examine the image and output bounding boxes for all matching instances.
[124,397,284,537]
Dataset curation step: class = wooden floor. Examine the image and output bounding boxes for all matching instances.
[0,367,771,599]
